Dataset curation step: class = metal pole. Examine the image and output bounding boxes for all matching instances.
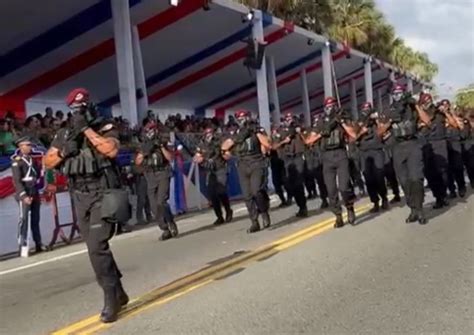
[300,69,311,127]
[132,25,149,123]
[322,42,333,98]
[266,56,281,127]
[111,0,138,126]
[364,57,373,105]
[350,79,358,121]
[252,10,271,133]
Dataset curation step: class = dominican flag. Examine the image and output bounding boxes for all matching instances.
[0,145,46,199]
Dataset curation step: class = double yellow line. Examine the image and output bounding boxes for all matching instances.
[52,204,371,335]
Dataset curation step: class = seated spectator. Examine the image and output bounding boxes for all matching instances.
[23,115,43,147]
[0,119,16,155]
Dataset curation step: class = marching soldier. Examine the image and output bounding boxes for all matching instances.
[12,136,48,255]
[356,102,389,212]
[194,127,233,226]
[305,97,357,227]
[273,113,308,217]
[270,126,289,207]
[377,84,432,224]
[43,88,129,322]
[221,110,272,233]
[136,121,178,240]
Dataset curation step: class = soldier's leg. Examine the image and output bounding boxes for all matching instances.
[251,161,270,228]
[304,161,317,199]
[293,157,308,216]
[30,196,43,247]
[271,163,286,205]
[216,169,232,221]
[322,152,341,218]
[407,141,426,223]
[336,151,356,224]
[432,140,449,203]
[384,152,401,202]
[238,162,259,231]
[315,163,329,208]
[450,142,466,196]
[207,173,224,224]
[157,171,177,237]
[393,144,410,205]
[136,176,147,223]
[463,143,474,188]
[18,200,29,247]
[373,149,388,208]
[361,151,379,207]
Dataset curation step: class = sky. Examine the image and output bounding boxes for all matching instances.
[375,0,474,98]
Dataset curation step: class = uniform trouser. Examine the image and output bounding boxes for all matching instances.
[313,162,328,200]
[462,142,474,187]
[447,140,466,193]
[284,155,307,210]
[392,140,424,210]
[73,190,122,288]
[384,149,400,197]
[422,139,449,200]
[237,158,270,222]
[349,151,365,191]
[18,195,42,247]
[145,170,174,231]
[322,149,355,215]
[304,160,317,196]
[207,168,231,219]
[360,149,387,204]
[136,175,151,222]
[270,159,286,203]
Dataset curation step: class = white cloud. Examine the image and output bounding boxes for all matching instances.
[375,0,474,98]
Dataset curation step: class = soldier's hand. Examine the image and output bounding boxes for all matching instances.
[222,151,232,160]
[72,112,89,134]
[23,197,33,205]
[282,136,291,144]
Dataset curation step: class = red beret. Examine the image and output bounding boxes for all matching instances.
[66,88,89,107]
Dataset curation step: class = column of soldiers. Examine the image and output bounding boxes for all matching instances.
[36,86,472,324]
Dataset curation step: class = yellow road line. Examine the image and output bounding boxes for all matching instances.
[51,203,371,335]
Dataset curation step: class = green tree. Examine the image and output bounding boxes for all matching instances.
[455,84,474,109]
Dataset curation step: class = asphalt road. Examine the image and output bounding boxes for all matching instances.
[0,192,473,335]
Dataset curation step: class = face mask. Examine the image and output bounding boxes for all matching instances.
[392,92,403,102]
[283,119,293,127]
[205,133,213,143]
[237,118,247,127]
[324,105,335,116]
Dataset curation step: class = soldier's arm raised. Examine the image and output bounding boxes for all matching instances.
[43,147,64,170]
[415,104,432,126]
[341,122,357,140]
[256,133,271,150]
[83,128,119,158]
[305,131,321,145]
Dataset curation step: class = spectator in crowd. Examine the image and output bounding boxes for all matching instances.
[23,115,42,146]
[55,110,64,122]
[0,118,17,155]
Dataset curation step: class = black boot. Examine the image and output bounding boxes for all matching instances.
[35,244,50,253]
[159,229,173,241]
[247,220,261,233]
[116,281,129,306]
[100,286,121,323]
[225,209,233,223]
[417,210,427,225]
[261,212,271,229]
[433,198,448,209]
[390,194,401,204]
[168,221,178,237]
[296,207,308,218]
[347,206,356,225]
[448,191,457,199]
[213,217,225,226]
[334,214,344,228]
[370,202,380,213]
[320,198,329,209]
[405,209,419,223]
[459,188,466,198]
[381,197,389,210]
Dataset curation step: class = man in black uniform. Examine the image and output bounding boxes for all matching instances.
[136,121,178,240]
[270,126,289,207]
[11,136,49,255]
[131,152,153,225]
[273,113,308,217]
[304,113,329,209]
[305,97,357,227]
[418,93,459,208]
[221,110,272,233]
[194,127,233,225]
[44,88,129,323]
[356,102,389,212]
[460,109,474,188]
[378,84,431,224]
[443,100,466,198]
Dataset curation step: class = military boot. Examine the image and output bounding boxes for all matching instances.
[320,198,329,209]
[261,212,271,228]
[405,209,419,223]
[213,217,225,226]
[168,221,178,237]
[159,229,173,241]
[296,206,308,218]
[334,214,344,228]
[247,220,261,233]
[381,197,389,210]
[370,202,380,213]
[100,286,121,323]
[225,209,233,223]
[116,281,129,306]
[347,206,356,225]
